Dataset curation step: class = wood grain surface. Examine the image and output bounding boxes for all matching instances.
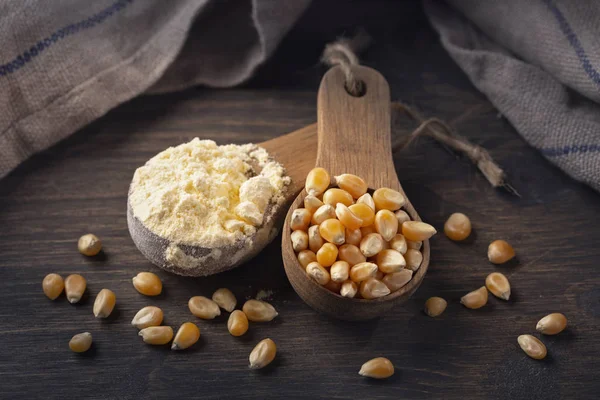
[0,1,598,399]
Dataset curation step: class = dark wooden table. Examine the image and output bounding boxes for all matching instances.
[1,2,598,399]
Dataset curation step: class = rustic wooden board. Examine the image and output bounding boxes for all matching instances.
[0,1,598,399]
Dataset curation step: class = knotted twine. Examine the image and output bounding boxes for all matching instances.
[321,35,516,194]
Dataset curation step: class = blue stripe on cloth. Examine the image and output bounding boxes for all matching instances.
[542,0,600,87]
[0,0,134,78]
[540,144,600,157]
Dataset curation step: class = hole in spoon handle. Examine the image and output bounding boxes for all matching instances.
[316,65,398,190]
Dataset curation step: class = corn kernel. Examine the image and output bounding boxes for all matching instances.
[228,310,249,337]
[291,230,309,252]
[249,338,277,369]
[316,243,338,267]
[308,225,324,253]
[132,272,162,296]
[345,228,362,246]
[360,225,377,236]
[297,250,317,268]
[319,219,345,245]
[424,297,447,317]
[359,278,391,299]
[359,233,385,257]
[460,286,488,309]
[324,279,342,293]
[172,322,200,350]
[375,269,385,280]
[335,174,367,198]
[402,221,437,242]
[349,262,378,283]
[340,280,358,298]
[290,208,311,231]
[65,274,86,304]
[395,209,411,225]
[131,306,164,329]
[517,335,547,360]
[93,288,116,318]
[536,313,567,335]
[348,203,375,227]
[242,299,278,322]
[212,288,237,312]
[389,234,407,254]
[338,244,366,266]
[359,357,394,379]
[404,249,423,271]
[42,273,64,300]
[69,332,92,353]
[311,204,336,225]
[485,272,511,300]
[444,213,472,241]
[188,296,221,319]
[356,193,376,210]
[373,188,405,211]
[335,203,363,230]
[78,233,102,256]
[304,194,324,213]
[330,261,350,282]
[323,188,354,207]
[488,240,515,264]
[376,249,406,273]
[139,326,174,345]
[306,167,330,196]
[306,261,331,285]
[382,269,413,292]
[374,210,399,241]
[407,240,422,250]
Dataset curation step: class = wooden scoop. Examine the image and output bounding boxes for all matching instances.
[281,65,430,321]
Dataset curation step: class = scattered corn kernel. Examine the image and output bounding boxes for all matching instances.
[444,213,472,241]
[536,313,567,335]
[404,249,423,271]
[139,326,174,345]
[306,261,331,285]
[304,194,324,213]
[488,240,515,264]
[65,274,86,304]
[291,230,309,252]
[69,332,92,353]
[424,297,447,317]
[132,272,162,296]
[290,208,311,231]
[340,280,358,298]
[93,288,116,318]
[335,174,367,198]
[402,221,437,242]
[359,233,385,258]
[249,338,277,369]
[188,296,221,319]
[242,299,278,322]
[460,286,488,309]
[228,310,249,337]
[308,225,324,253]
[359,357,394,379]
[373,188,404,211]
[356,193,376,210]
[316,243,338,267]
[212,288,237,312]
[311,204,336,225]
[338,244,366,266]
[374,209,399,242]
[349,262,378,283]
[389,234,407,254]
[376,249,406,273]
[517,335,547,360]
[131,306,164,329]
[382,269,413,292]
[330,261,350,283]
[394,209,411,225]
[345,228,362,246]
[78,233,102,256]
[360,278,391,299]
[485,272,511,300]
[360,225,377,236]
[348,203,375,227]
[305,167,330,196]
[319,219,345,245]
[172,322,200,350]
[42,273,64,300]
[406,240,422,250]
[323,188,354,207]
[297,250,317,268]
[335,203,363,230]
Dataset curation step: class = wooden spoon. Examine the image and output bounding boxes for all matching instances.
[281,65,430,321]
[127,124,317,276]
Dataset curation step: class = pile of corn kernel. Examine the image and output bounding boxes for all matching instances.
[289,167,437,299]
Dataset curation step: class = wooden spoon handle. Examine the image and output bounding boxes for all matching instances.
[316,65,398,190]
